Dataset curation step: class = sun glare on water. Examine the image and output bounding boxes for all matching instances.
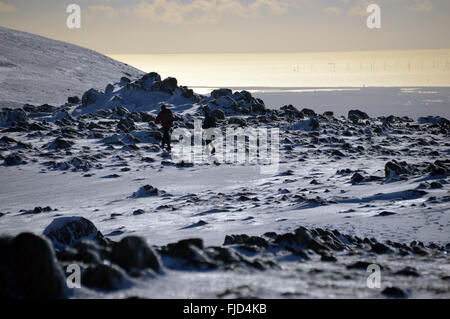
[108,50,450,91]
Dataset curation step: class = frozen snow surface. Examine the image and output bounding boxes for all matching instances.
[1,96,449,298]
[0,27,449,299]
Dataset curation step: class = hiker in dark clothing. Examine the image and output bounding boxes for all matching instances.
[155,105,174,151]
[203,110,217,155]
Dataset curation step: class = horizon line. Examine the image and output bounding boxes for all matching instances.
[105,48,450,56]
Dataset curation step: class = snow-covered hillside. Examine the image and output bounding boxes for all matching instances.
[0,26,144,108]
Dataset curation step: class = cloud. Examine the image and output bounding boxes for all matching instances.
[129,0,296,24]
[347,0,373,16]
[405,0,432,12]
[323,6,342,15]
[90,5,119,18]
[344,0,434,16]
[0,1,16,12]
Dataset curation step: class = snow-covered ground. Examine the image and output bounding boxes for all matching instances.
[1,146,448,247]
[1,87,449,298]
[0,28,448,299]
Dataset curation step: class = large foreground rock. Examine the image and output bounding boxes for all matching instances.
[43,216,108,249]
[110,236,162,276]
[82,264,129,291]
[0,233,67,298]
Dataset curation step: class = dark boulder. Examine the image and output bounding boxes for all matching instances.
[140,112,155,122]
[131,185,159,198]
[382,286,407,298]
[274,232,311,257]
[320,253,337,262]
[0,135,17,144]
[251,99,266,113]
[43,216,107,250]
[223,235,269,249]
[45,137,74,150]
[211,88,232,99]
[82,264,129,291]
[160,238,216,270]
[120,77,131,85]
[110,236,161,276]
[418,116,450,126]
[385,160,416,179]
[0,108,28,127]
[348,109,369,123]
[228,117,247,126]
[332,150,346,157]
[346,261,373,270]
[371,242,392,254]
[81,88,103,107]
[156,77,178,94]
[4,153,27,166]
[67,96,80,104]
[395,266,419,277]
[212,109,225,120]
[117,118,136,133]
[0,233,67,298]
[181,86,195,99]
[351,172,365,184]
[139,72,162,89]
[300,108,316,117]
[132,209,146,216]
[38,104,55,113]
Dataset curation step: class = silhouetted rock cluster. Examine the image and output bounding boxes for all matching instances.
[1,216,448,298]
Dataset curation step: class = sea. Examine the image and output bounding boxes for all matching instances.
[108,49,450,94]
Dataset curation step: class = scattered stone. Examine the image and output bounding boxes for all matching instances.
[351,172,365,184]
[395,267,420,277]
[346,261,373,270]
[131,185,159,198]
[82,264,129,291]
[117,118,136,133]
[348,109,369,122]
[160,238,216,270]
[4,153,27,166]
[132,209,145,216]
[43,216,107,249]
[111,236,161,276]
[371,243,392,254]
[320,253,337,262]
[382,286,407,298]
[45,137,74,150]
[67,96,80,104]
[376,211,396,217]
[81,88,102,106]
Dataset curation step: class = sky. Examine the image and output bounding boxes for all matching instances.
[0,0,450,54]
